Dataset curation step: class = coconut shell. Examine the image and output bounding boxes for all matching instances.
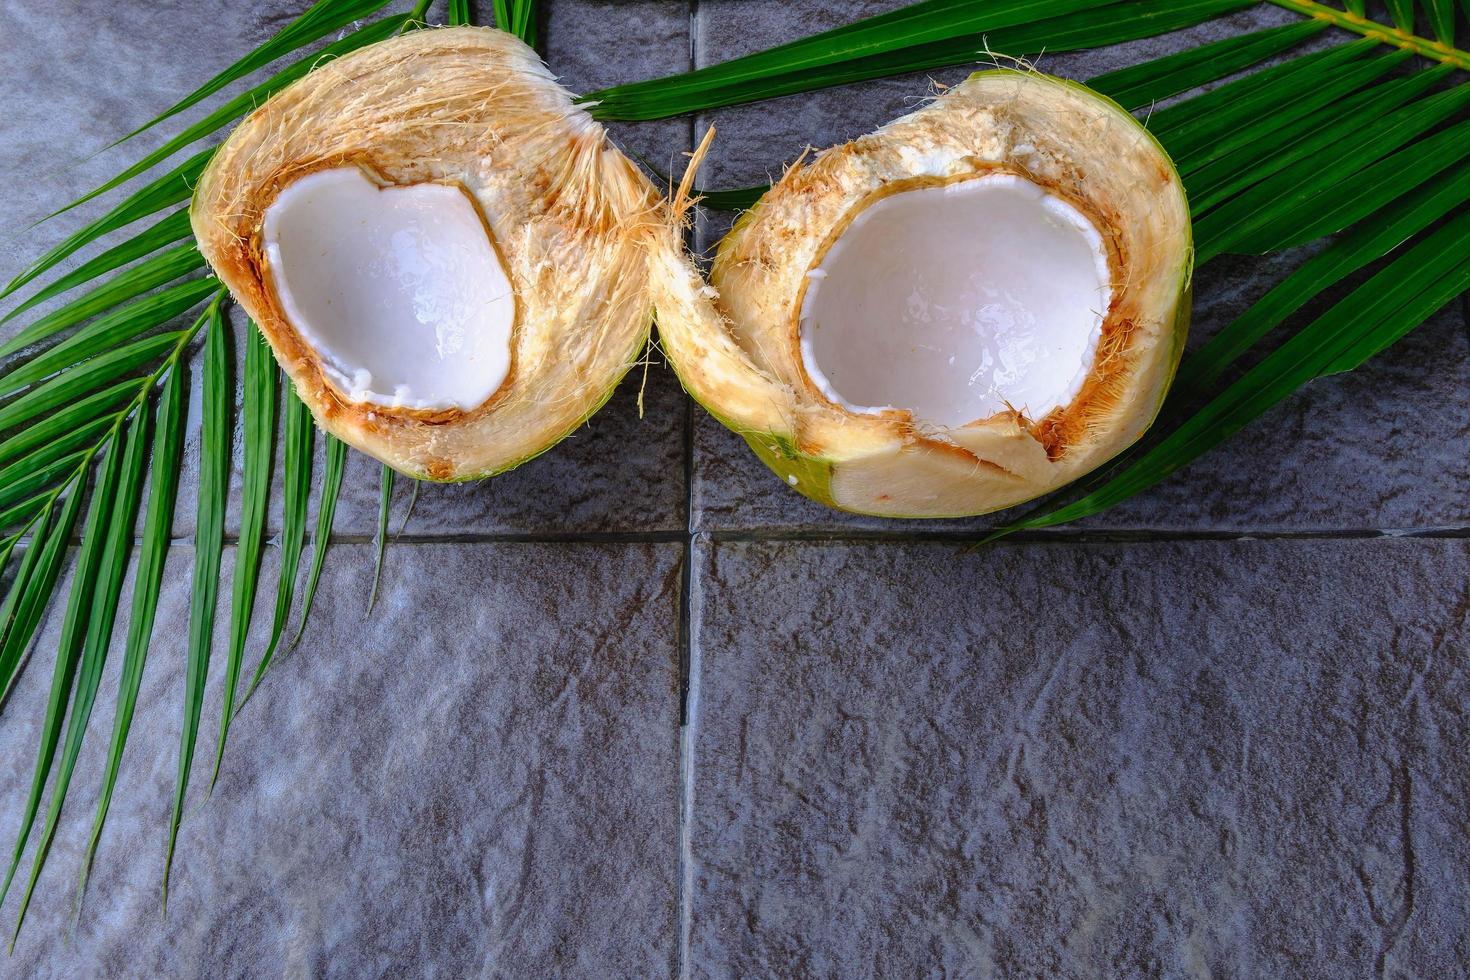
[652,69,1193,518]
[192,27,661,481]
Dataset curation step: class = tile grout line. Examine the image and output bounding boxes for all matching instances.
[676,5,701,978]
[130,524,1470,549]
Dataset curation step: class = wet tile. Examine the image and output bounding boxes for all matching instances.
[686,536,1470,978]
[0,540,682,977]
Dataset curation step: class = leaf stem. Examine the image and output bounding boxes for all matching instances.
[1265,0,1470,70]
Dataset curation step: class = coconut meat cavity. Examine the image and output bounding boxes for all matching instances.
[799,173,1112,427]
[262,166,515,413]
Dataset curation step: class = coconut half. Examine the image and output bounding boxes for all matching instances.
[192,27,660,480]
[653,69,1193,518]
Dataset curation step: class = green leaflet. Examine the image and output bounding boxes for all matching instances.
[0,452,92,515]
[1188,67,1452,213]
[211,325,277,790]
[1,146,214,302]
[1198,86,1470,259]
[0,416,118,499]
[164,297,230,903]
[1088,20,1326,109]
[10,409,148,944]
[1,211,196,326]
[0,278,218,397]
[79,361,187,907]
[0,332,183,433]
[369,464,394,614]
[0,246,206,362]
[109,0,395,147]
[1166,49,1411,173]
[0,504,59,705]
[0,426,128,919]
[293,436,347,648]
[244,385,313,703]
[585,0,1251,120]
[995,212,1470,537]
[65,15,415,219]
[0,380,138,468]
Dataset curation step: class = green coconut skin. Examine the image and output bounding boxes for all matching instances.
[700,70,1195,519]
[744,433,840,509]
[450,314,654,483]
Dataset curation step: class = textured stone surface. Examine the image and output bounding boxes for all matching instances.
[3,2,1470,977]
[687,538,1470,978]
[0,542,682,978]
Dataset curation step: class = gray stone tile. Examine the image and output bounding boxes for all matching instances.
[687,536,1470,978]
[0,540,682,977]
[687,3,1470,533]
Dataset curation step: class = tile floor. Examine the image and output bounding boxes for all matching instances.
[0,1,1466,977]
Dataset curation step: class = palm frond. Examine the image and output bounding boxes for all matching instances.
[991,211,1470,536]
[1,212,195,326]
[164,297,230,904]
[110,0,396,147]
[244,383,313,703]
[211,325,276,790]
[78,362,187,908]
[294,435,346,648]
[10,407,148,945]
[0,426,129,923]
[62,13,416,220]
[1,146,212,302]
[369,464,394,614]
[584,0,1255,120]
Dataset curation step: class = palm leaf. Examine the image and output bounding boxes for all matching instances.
[62,14,415,220]
[0,246,206,362]
[109,0,396,148]
[0,279,218,398]
[0,429,126,916]
[368,464,394,614]
[584,0,1254,120]
[10,408,147,944]
[0,332,183,433]
[1,211,195,326]
[293,435,346,647]
[1186,67,1452,213]
[164,297,230,903]
[1,146,213,302]
[78,362,186,907]
[243,384,313,703]
[211,324,276,790]
[1181,160,1470,391]
[1087,19,1327,108]
[0,380,137,468]
[992,211,1470,536]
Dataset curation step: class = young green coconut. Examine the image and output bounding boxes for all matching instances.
[653,69,1193,518]
[192,27,660,481]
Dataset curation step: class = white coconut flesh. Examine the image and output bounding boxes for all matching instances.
[262,166,516,413]
[798,174,1112,427]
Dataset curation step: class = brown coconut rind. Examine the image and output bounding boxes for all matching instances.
[651,69,1193,518]
[191,27,661,481]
